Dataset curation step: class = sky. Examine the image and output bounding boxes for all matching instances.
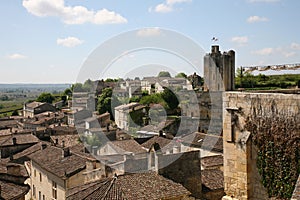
[0,0,300,83]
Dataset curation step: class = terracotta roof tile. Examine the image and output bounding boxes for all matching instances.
[67,172,190,200]
[109,140,147,155]
[201,169,224,191]
[25,101,44,108]
[181,132,223,153]
[0,134,39,146]
[0,179,30,200]
[201,155,223,168]
[50,135,80,147]
[141,136,172,149]
[28,145,86,178]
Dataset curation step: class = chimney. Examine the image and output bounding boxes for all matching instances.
[9,153,13,161]
[159,130,165,138]
[7,163,21,176]
[41,144,47,150]
[62,147,70,158]
[9,127,12,133]
[12,137,17,145]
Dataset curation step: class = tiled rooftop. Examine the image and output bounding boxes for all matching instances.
[201,155,224,168]
[141,136,172,150]
[180,132,223,153]
[0,133,39,146]
[201,169,224,191]
[28,145,87,178]
[109,140,147,154]
[0,179,30,200]
[67,172,191,200]
[50,134,80,147]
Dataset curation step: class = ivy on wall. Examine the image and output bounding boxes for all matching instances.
[244,97,300,199]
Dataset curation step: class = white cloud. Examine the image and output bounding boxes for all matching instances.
[253,43,300,58]
[282,51,296,58]
[253,47,274,56]
[166,0,192,5]
[57,37,83,47]
[136,28,162,37]
[7,53,28,59]
[247,16,269,23]
[231,36,248,45]
[248,0,280,3]
[22,0,127,25]
[291,42,300,50]
[154,3,173,13]
[151,0,192,13]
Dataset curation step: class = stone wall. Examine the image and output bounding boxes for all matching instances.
[158,151,202,199]
[222,91,300,200]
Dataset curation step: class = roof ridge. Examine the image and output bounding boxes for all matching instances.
[67,180,104,199]
[100,176,118,200]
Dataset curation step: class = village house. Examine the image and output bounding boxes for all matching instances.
[26,145,107,200]
[0,133,39,158]
[23,101,56,118]
[0,163,30,200]
[114,102,145,131]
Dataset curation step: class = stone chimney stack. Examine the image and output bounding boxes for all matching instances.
[7,163,21,176]
[41,144,47,150]
[62,147,70,158]
[12,137,17,145]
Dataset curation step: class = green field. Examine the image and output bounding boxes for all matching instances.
[0,100,24,117]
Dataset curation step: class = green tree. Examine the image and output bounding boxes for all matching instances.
[37,92,55,103]
[63,88,72,97]
[83,79,94,91]
[160,87,179,110]
[11,110,19,116]
[71,83,84,92]
[0,104,3,109]
[129,96,141,103]
[140,93,165,106]
[158,71,171,78]
[175,72,187,78]
[97,88,120,118]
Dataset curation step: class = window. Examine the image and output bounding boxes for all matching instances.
[43,195,45,200]
[39,172,42,182]
[34,169,36,177]
[33,185,36,197]
[39,191,41,200]
[52,181,57,200]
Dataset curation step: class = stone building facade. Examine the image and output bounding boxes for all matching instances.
[222,92,300,200]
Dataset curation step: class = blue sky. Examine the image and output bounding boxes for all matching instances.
[0,0,300,83]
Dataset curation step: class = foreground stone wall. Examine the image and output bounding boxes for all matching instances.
[222,91,300,200]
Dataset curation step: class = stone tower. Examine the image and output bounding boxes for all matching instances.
[204,45,235,91]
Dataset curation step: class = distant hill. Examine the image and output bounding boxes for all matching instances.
[0,83,71,93]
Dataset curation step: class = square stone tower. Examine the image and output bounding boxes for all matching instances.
[204,45,235,91]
